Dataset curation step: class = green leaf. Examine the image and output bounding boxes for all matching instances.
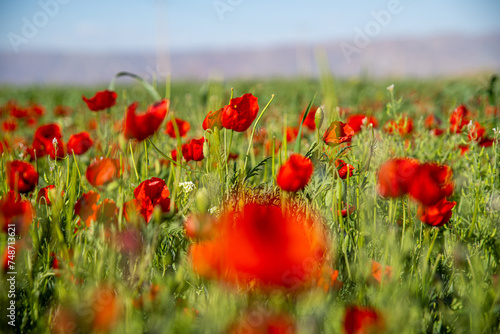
[245,157,271,182]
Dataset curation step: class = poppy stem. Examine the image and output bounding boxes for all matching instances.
[244,95,275,171]
[144,140,149,180]
[129,142,140,181]
[147,139,202,174]
[401,198,406,250]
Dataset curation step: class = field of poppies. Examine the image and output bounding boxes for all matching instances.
[0,73,499,333]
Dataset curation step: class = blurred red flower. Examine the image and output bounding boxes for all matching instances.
[277,154,313,192]
[335,159,355,179]
[299,105,318,131]
[347,114,378,133]
[190,201,328,291]
[424,114,442,129]
[343,306,384,334]
[82,90,117,111]
[2,119,17,132]
[165,118,191,138]
[202,108,223,131]
[91,286,122,333]
[221,93,259,132]
[370,260,392,285]
[377,158,419,198]
[286,126,299,142]
[185,213,218,240]
[67,132,93,155]
[316,266,343,292]
[449,104,470,134]
[408,163,454,206]
[383,116,413,136]
[417,198,456,227]
[53,105,72,117]
[7,160,38,193]
[75,191,118,227]
[0,191,33,235]
[323,121,355,147]
[123,100,169,141]
[85,158,121,187]
[228,310,296,334]
[37,185,62,206]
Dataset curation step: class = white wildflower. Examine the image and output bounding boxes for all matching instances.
[179,181,196,194]
[209,206,219,217]
[386,84,394,92]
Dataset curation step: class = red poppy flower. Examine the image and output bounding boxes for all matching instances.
[0,191,33,235]
[335,159,355,179]
[31,123,65,159]
[449,104,470,134]
[323,121,355,147]
[347,114,378,133]
[417,198,456,227]
[299,105,318,131]
[228,310,296,334]
[221,93,259,132]
[37,185,62,206]
[190,201,328,291]
[67,132,93,155]
[123,100,169,141]
[383,117,413,136]
[343,306,384,334]
[377,158,419,198]
[165,118,191,138]
[131,177,171,223]
[182,138,205,162]
[202,108,223,131]
[82,90,117,111]
[7,160,38,193]
[85,158,121,187]
[277,154,313,192]
[340,203,356,218]
[408,163,454,206]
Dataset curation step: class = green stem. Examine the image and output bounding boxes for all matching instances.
[244,95,275,170]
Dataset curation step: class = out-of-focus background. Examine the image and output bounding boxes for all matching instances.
[0,0,499,85]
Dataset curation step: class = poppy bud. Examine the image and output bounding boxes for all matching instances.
[195,188,210,214]
[315,106,324,129]
[202,140,209,159]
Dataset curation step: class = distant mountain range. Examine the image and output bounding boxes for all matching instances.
[0,33,499,85]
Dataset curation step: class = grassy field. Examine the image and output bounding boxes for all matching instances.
[0,73,499,333]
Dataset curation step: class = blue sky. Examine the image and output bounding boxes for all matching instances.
[0,0,499,54]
